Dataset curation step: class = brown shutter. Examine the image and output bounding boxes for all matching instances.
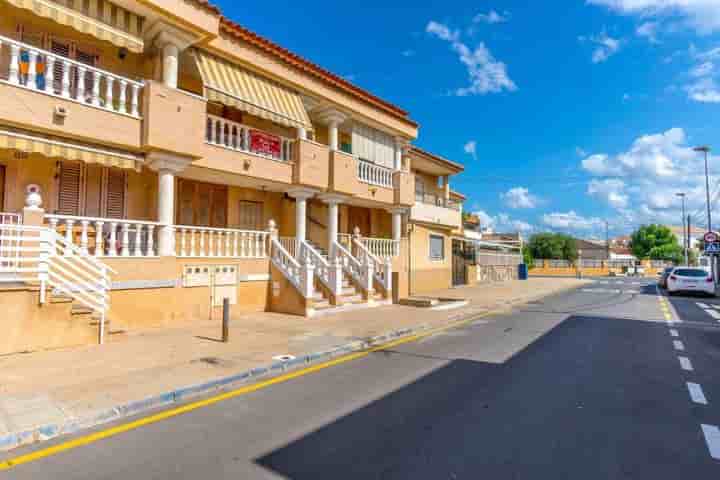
[57,161,82,215]
[210,186,227,228]
[84,164,103,217]
[177,179,195,226]
[105,168,126,219]
[0,165,5,212]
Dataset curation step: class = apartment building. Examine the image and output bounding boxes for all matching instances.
[405,147,467,293]
[0,0,430,354]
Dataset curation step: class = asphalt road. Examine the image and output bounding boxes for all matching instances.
[3,277,720,479]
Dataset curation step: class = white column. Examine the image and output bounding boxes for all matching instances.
[158,169,176,256]
[392,210,403,242]
[327,201,339,258]
[8,44,20,84]
[162,43,179,89]
[329,120,339,152]
[295,196,307,243]
[394,138,404,171]
[297,126,307,140]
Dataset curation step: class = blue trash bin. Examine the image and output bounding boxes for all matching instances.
[518,263,528,280]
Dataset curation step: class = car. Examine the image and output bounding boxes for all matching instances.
[666,268,716,297]
[659,267,675,289]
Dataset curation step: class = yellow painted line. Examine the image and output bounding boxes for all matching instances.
[0,314,483,471]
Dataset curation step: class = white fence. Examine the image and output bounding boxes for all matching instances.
[206,114,294,162]
[475,251,522,267]
[357,159,393,188]
[361,237,399,259]
[176,226,269,258]
[0,35,143,117]
[46,215,161,258]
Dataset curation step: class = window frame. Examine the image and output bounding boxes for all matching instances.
[429,233,445,261]
[55,161,127,219]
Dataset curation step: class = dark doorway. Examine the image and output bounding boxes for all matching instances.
[348,206,370,236]
[452,239,467,286]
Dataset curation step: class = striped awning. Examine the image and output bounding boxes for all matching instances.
[5,0,144,53]
[193,49,312,130]
[0,128,142,170]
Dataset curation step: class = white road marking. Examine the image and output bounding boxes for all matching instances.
[706,309,720,320]
[673,340,685,351]
[599,281,609,284]
[679,356,694,371]
[688,382,709,405]
[669,329,679,337]
[581,288,622,294]
[713,304,720,310]
[697,303,710,309]
[701,424,720,460]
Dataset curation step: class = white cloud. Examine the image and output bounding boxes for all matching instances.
[690,61,714,77]
[588,0,720,34]
[473,210,535,233]
[501,187,539,209]
[579,31,622,63]
[473,10,509,24]
[580,127,718,229]
[686,77,720,102]
[587,179,629,208]
[464,140,478,160]
[636,21,660,42]
[426,21,517,95]
[542,211,604,231]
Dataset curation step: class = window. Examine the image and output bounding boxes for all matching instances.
[237,201,264,230]
[0,165,5,212]
[176,179,227,228]
[351,123,395,168]
[56,161,126,218]
[415,177,425,202]
[429,234,445,261]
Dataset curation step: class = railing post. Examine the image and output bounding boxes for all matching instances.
[76,65,86,101]
[134,224,143,257]
[108,222,118,257]
[80,220,90,255]
[91,71,101,107]
[95,221,104,257]
[37,228,51,305]
[121,222,130,257]
[180,228,187,257]
[130,83,140,116]
[64,219,75,256]
[61,60,71,98]
[364,253,375,295]
[147,225,155,256]
[118,79,128,114]
[45,55,55,94]
[8,44,20,85]
[105,76,114,110]
[199,229,205,257]
[98,266,107,345]
[302,255,315,298]
[225,231,231,257]
[26,50,38,90]
[331,254,343,296]
[189,228,196,257]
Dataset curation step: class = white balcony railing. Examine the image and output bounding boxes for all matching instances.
[361,238,399,259]
[206,114,294,162]
[46,215,161,258]
[357,159,394,188]
[175,226,269,258]
[0,35,144,117]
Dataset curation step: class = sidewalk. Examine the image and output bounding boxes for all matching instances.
[0,278,587,451]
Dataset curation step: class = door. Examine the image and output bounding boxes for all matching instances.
[452,239,467,286]
[347,206,370,236]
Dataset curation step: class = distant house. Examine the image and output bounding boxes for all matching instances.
[667,225,704,250]
[575,238,609,260]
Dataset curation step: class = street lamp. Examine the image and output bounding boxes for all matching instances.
[695,145,713,281]
[676,192,688,265]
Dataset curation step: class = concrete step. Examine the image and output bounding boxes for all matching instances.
[50,295,74,304]
[340,294,365,304]
[70,305,93,316]
[312,300,333,310]
[341,287,357,296]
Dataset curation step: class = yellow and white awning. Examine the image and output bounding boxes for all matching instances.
[5,0,144,53]
[193,49,312,130]
[0,128,142,170]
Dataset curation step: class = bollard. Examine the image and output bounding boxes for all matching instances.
[222,298,230,343]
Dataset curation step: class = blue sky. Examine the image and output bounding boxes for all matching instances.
[221,0,720,239]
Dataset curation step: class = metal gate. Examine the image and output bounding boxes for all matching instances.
[452,239,467,286]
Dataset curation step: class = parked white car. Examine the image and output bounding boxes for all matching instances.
[667,268,716,297]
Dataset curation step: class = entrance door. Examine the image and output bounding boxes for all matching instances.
[347,206,371,236]
[452,239,467,286]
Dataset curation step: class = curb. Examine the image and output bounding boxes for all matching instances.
[0,282,585,453]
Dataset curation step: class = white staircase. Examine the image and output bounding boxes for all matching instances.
[0,224,113,343]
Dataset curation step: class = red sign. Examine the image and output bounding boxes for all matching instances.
[705,231,719,244]
[250,130,281,157]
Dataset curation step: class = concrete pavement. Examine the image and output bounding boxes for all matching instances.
[3,276,720,478]
[0,278,586,453]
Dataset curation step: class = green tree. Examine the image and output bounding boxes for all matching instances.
[522,244,534,268]
[648,243,684,263]
[630,224,679,259]
[527,233,578,261]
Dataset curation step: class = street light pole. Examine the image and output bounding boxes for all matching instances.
[676,193,688,265]
[695,145,713,280]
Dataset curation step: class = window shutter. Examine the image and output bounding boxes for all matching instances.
[177,179,195,226]
[210,187,228,228]
[238,201,263,230]
[57,161,82,215]
[0,165,5,212]
[105,168,126,219]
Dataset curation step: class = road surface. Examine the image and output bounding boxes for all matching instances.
[2,277,719,479]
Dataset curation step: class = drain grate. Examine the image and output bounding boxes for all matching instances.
[272,354,296,362]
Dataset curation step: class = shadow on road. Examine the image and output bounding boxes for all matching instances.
[255,314,717,480]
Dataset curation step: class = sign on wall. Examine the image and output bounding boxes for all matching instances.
[250,130,281,157]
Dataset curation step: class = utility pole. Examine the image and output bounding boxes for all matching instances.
[688,214,692,265]
[695,145,713,281]
[676,193,688,265]
[605,220,609,260]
